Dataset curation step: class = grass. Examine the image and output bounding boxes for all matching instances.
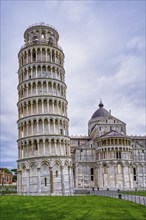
[0,195,146,220]
[121,191,146,197]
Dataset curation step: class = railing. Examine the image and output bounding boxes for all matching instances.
[74,189,146,206]
[26,22,58,32]
[20,42,63,51]
[0,186,17,195]
[75,155,96,162]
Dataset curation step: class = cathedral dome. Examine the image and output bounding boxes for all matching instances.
[91,101,110,119]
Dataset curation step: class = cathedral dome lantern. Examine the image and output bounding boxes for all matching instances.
[91,101,110,119]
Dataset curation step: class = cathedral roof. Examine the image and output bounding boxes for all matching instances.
[91,101,110,119]
[98,130,129,139]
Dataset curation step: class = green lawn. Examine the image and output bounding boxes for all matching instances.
[121,191,146,197]
[0,196,146,220]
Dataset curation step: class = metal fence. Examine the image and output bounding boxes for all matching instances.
[75,189,146,206]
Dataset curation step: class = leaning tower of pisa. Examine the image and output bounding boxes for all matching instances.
[17,23,74,195]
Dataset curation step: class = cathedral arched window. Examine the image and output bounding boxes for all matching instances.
[103,165,107,174]
[44,177,47,186]
[91,168,94,181]
[41,33,45,39]
[56,171,58,177]
[133,168,136,181]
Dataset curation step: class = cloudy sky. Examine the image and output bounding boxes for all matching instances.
[1,0,145,169]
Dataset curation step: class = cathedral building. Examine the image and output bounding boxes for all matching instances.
[17,23,146,195]
[71,101,146,190]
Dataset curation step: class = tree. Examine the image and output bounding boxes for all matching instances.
[11,169,17,182]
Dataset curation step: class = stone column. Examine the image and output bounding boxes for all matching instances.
[114,165,117,189]
[52,101,54,114]
[36,66,37,78]
[37,168,41,193]
[42,119,45,134]
[61,166,65,195]
[30,49,32,62]
[53,119,55,134]
[36,49,37,61]
[143,166,145,189]
[37,141,40,156]
[18,146,20,159]
[54,140,57,155]
[122,165,125,190]
[36,121,39,134]
[21,145,24,158]
[45,49,47,61]
[128,165,132,189]
[27,144,29,157]
[43,140,45,155]
[17,170,22,194]
[42,100,44,114]
[99,164,103,189]
[40,49,42,62]
[47,101,49,113]
[68,165,73,195]
[26,85,28,97]
[30,101,33,115]
[36,100,38,114]
[26,168,30,194]
[26,102,28,116]
[32,120,33,136]
[26,122,28,137]
[50,52,52,62]
[48,140,51,155]
[50,167,53,193]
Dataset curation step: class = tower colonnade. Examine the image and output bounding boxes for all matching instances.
[18,79,66,100]
[18,117,69,138]
[19,47,64,67]
[18,64,65,83]
[18,137,70,159]
[18,98,67,118]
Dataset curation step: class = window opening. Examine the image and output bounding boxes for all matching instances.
[33,52,36,61]
[44,177,47,186]
[119,151,121,159]
[103,165,107,174]
[41,33,45,38]
[91,168,94,181]
[133,168,136,181]
[56,171,58,177]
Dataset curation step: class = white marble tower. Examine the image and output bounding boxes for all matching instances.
[17,23,73,195]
